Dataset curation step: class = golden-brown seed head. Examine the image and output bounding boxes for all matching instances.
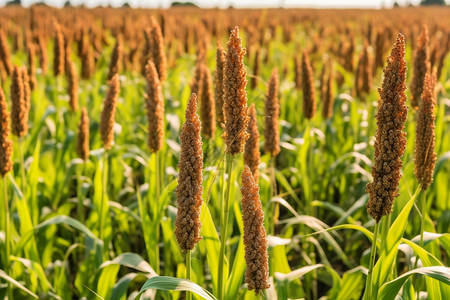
[264,68,280,157]
[150,17,167,81]
[21,66,31,113]
[410,25,429,110]
[0,29,12,75]
[199,64,216,139]
[66,60,79,112]
[175,93,204,252]
[145,60,165,153]
[414,72,436,190]
[10,66,28,137]
[76,107,90,161]
[215,43,225,125]
[244,104,261,182]
[108,35,123,80]
[294,55,301,89]
[27,44,37,90]
[250,48,260,90]
[302,51,316,119]
[322,60,334,119]
[222,26,250,155]
[100,74,120,150]
[0,87,13,177]
[366,34,408,223]
[53,22,65,76]
[241,165,270,294]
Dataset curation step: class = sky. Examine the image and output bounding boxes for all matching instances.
[0,0,436,8]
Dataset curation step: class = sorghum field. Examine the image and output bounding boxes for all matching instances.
[0,5,449,300]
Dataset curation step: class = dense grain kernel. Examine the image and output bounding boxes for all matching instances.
[322,61,334,119]
[0,87,13,176]
[107,35,123,80]
[175,93,204,252]
[366,34,408,223]
[214,43,225,125]
[150,17,167,81]
[250,48,260,90]
[0,29,12,75]
[66,60,79,112]
[241,166,270,294]
[10,66,28,137]
[53,23,65,76]
[264,68,280,157]
[302,52,316,119]
[199,64,216,139]
[222,26,250,155]
[244,104,261,182]
[410,25,429,110]
[414,72,436,190]
[76,107,90,161]
[27,44,37,90]
[100,74,120,150]
[145,60,165,153]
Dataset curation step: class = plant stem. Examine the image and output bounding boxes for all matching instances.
[414,188,425,270]
[364,221,380,300]
[99,151,108,242]
[218,153,234,300]
[76,163,85,223]
[154,151,161,274]
[3,176,12,300]
[270,155,278,235]
[18,138,26,192]
[186,250,192,300]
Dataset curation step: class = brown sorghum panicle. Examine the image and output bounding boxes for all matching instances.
[223,26,250,155]
[66,60,79,112]
[244,104,261,182]
[250,48,260,90]
[0,29,12,76]
[322,61,334,119]
[215,43,225,125]
[414,72,436,190]
[150,17,167,81]
[175,93,204,252]
[294,55,302,89]
[53,23,65,76]
[27,44,37,90]
[361,43,373,95]
[410,25,429,110]
[145,60,165,153]
[366,34,408,223]
[302,51,316,119]
[264,68,280,157]
[0,87,13,176]
[37,36,48,75]
[199,64,216,139]
[11,66,28,137]
[100,74,120,150]
[241,165,270,294]
[191,52,205,96]
[108,35,123,80]
[76,107,90,161]
[21,66,31,115]
[373,30,385,75]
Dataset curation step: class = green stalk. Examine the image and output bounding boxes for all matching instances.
[363,221,380,300]
[218,153,234,300]
[3,176,12,300]
[270,155,277,235]
[76,163,85,223]
[154,151,161,274]
[186,250,192,300]
[18,138,26,191]
[414,188,426,270]
[99,151,108,242]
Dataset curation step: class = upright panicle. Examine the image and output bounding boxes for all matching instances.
[10,66,29,137]
[76,107,90,161]
[37,35,48,75]
[222,26,250,155]
[199,64,216,139]
[414,72,436,190]
[27,44,37,90]
[0,87,13,176]
[0,29,12,76]
[294,55,301,89]
[322,60,334,119]
[175,93,204,252]
[53,22,65,76]
[264,68,280,157]
[244,104,261,182]
[241,166,270,294]
[107,35,123,80]
[145,60,165,153]
[410,25,429,110]
[100,74,120,150]
[302,51,316,119]
[215,43,225,125]
[150,17,167,81]
[366,34,408,223]
[250,48,260,90]
[66,60,79,112]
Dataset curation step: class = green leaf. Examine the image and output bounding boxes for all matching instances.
[134,276,217,300]
[378,267,450,300]
[0,270,39,298]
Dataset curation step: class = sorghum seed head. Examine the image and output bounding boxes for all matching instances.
[76,107,90,161]
[410,25,429,110]
[302,51,316,119]
[100,74,120,150]
[264,68,280,157]
[0,87,13,177]
[145,60,165,153]
[244,103,261,182]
